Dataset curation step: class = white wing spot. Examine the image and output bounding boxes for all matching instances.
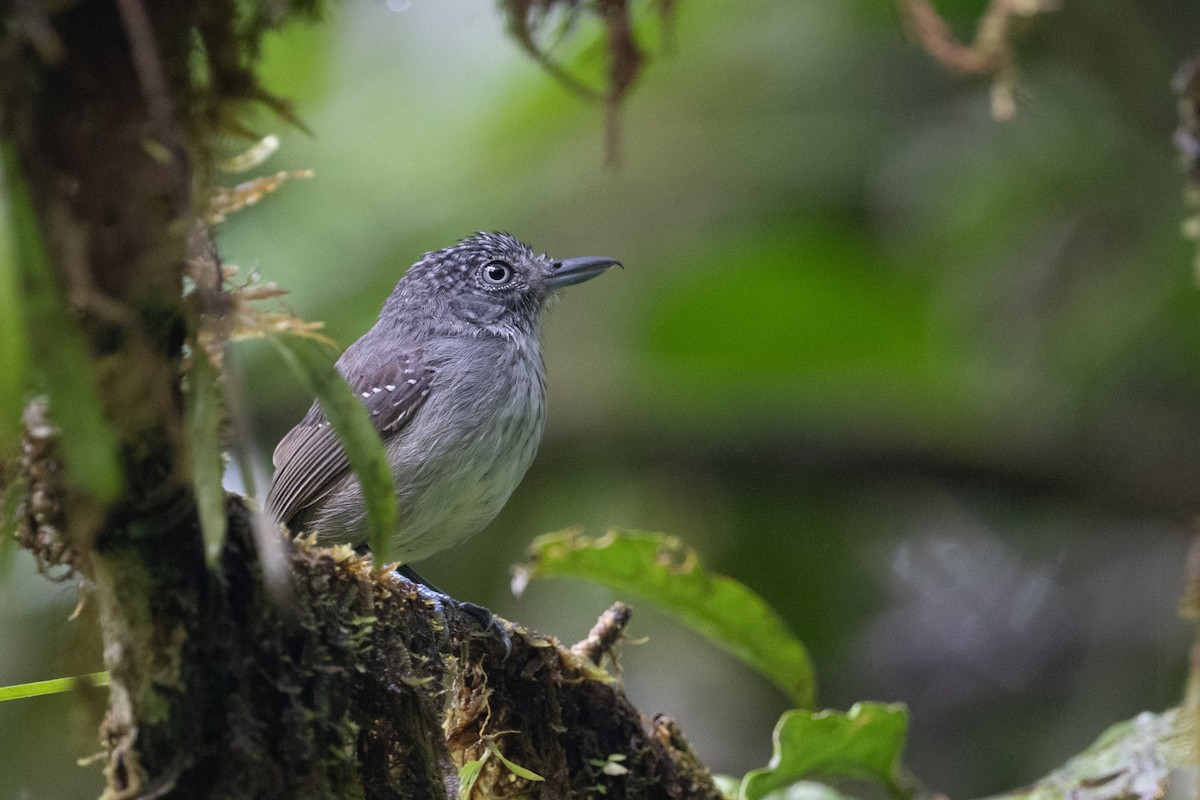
[407,378,417,385]
[360,391,371,398]
[385,384,396,391]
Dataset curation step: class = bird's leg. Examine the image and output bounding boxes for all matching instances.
[394,564,511,657]
[395,563,443,593]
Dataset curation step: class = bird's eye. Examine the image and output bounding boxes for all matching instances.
[481,260,514,286]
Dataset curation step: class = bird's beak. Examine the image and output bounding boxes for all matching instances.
[545,256,622,289]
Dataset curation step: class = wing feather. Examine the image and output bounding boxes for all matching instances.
[265,349,434,527]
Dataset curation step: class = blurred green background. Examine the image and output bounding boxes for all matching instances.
[3,1,1198,797]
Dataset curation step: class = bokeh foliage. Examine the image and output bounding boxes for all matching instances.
[2,1,1197,798]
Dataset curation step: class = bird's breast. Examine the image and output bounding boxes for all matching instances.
[382,336,547,561]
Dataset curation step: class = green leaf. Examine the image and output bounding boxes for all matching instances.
[985,708,1190,800]
[267,332,396,565]
[713,774,743,799]
[488,744,546,782]
[0,140,122,500]
[0,670,110,702]
[0,146,28,452]
[760,782,858,800]
[513,529,815,708]
[739,703,910,800]
[259,20,333,109]
[457,754,487,799]
[184,348,227,567]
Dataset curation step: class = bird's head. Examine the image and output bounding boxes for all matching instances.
[386,232,620,339]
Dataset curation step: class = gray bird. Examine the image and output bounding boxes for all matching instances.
[265,232,619,570]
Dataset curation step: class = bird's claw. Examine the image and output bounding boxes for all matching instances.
[455,600,513,659]
[399,575,511,657]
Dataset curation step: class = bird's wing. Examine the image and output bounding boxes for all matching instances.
[265,348,434,527]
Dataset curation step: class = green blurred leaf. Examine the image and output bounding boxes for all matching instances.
[739,703,910,800]
[985,709,1191,800]
[259,19,332,109]
[0,141,121,500]
[0,150,26,562]
[0,671,110,702]
[184,348,227,568]
[713,774,743,799]
[644,227,935,393]
[514,528,815,708]
[267,332,396,565]
[760,782,858,800]
[0,148,27,452]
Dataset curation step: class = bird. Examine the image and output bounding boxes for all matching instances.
[265,232,620,578]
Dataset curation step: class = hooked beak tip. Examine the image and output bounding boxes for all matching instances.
[546,255,622,289]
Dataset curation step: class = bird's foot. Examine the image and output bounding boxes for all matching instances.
[455,600,512,653]
[396,570,512,657]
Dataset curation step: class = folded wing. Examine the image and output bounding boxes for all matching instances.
[265,348,434,527]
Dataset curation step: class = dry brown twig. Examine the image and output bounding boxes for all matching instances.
[897,0,1056,120]
[501,0,671,166]
[571,601,633,667]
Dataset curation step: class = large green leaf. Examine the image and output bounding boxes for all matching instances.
[267,332,396,565]
[513,528,815,708]
[739,703,910,800]
[0,141,121,501]
[984,709,1190,800]
[184,348,227,568]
